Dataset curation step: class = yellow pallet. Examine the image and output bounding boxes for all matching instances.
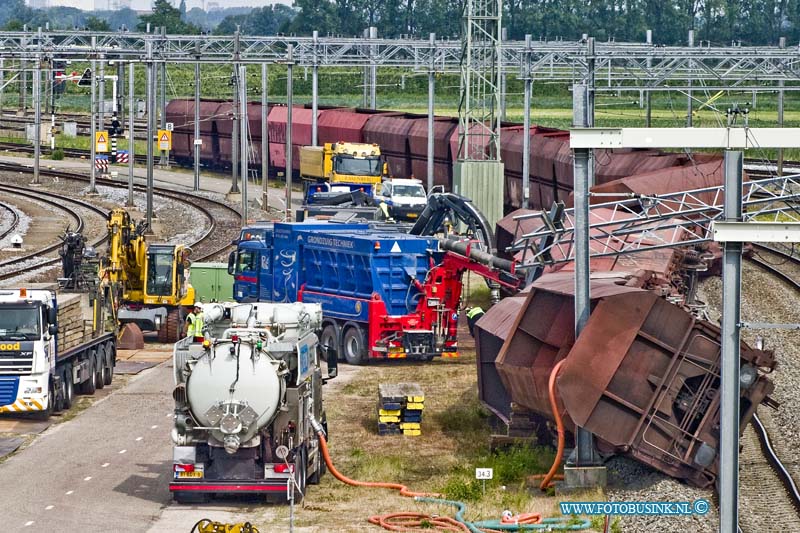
[406,396,425,403]
[400,423,421,430]
[403,429,422,436]
[406,403,425,410]
[379,416,400,423]
[379,409,401,416]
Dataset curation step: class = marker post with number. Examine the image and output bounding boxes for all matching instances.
[476,467,493,496]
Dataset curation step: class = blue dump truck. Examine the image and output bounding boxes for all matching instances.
[229,221,464,364]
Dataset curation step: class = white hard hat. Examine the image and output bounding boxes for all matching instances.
[193,302,203,308]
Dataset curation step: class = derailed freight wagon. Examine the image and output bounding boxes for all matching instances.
[475,272,776,487]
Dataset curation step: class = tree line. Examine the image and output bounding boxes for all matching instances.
[2,0,799,46]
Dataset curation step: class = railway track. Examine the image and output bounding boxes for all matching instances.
[0,160,240,264]
[0,184,109,281]
[0,201,20,242]
[749,243,800,292]
[741,244,800,527]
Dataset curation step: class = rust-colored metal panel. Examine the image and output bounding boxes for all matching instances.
[266,105,316,171]
[570,160,737,209]
[363,113,416,177]
[495,208,539,261]
[474,293,528,423]
[318,109,371,144]
[531,133,568,181]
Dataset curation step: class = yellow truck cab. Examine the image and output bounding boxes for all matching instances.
[300,142,388,186]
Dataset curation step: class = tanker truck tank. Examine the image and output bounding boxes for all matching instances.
[170,302,336,504]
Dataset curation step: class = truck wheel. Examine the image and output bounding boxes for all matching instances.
[94,348,105,390]
[102,343,115,386]
[293,446,307,502]
[158,309,182,344]
[32,381,54,421]
[61,365,74,410]
[342,327,366,365]
[81,357,97,395]
[320,324,340,363]
[308,446,325,485]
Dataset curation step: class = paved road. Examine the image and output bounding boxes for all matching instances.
[0,363,174,532]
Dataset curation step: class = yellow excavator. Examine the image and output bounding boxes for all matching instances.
[99,208,195,348]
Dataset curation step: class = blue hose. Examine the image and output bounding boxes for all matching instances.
[415,497,591,531]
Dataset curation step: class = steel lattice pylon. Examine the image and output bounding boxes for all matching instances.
[508,175,800,267]
[458,0,502,161]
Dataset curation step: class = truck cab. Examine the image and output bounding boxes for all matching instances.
[0,289,57,415]
[373,178,428,221]
[300,142,388,204]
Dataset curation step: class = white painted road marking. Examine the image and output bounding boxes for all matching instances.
[151,425,158,429]
[65,491,73,495]
[136,437,143,441]
[119,449,126,454]
[24,521,34,527]
[84,476,92,481]
[101,463,110,468]
[45,505,53,510]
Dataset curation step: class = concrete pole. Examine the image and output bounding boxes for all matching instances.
[146,40,155,227]
[719,150,743,533]
[90,57,97,194]
[522,34,532,207]
[193,61,201,191]
[687,30,694,127]
[231,64,240,193]
[159,27,167,166]
[362,28,369,108]
[500,27,507,122]
[778,37,785,176]
[240,64,248,226]
[311,30,319,147]
[427,32,436,192]
[0,57,4,119]
[127,61,135,207]
[33,53,41,185]
[261,62,269,210]
[570,82,604,478]
[645,29,652,128]
[286,44,294,221]
[19,33,26,113]
[99,58,105,137]
[370,27,377,110]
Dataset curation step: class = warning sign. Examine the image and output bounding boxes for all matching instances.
[95,131,108,153]
[157,129,172,151]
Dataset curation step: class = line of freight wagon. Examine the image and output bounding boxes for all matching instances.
[165,99,731,212]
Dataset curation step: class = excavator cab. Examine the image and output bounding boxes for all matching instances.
[143,244,194,305]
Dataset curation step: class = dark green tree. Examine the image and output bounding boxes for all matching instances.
[137,0,200,34]
[84,16,111,32]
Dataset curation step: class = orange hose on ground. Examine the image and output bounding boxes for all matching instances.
[367,512,470,532]
[539,359,567,490]
[317,429,441,498]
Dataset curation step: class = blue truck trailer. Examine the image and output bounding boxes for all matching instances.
[229,221,464,364]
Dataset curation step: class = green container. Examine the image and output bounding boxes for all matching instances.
[190,262,234,303]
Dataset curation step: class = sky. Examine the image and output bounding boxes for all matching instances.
[36,1,291,10]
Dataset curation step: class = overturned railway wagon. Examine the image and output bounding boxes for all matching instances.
[475,272,776,488]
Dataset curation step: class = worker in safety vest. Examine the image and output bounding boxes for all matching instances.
[186,303,205,342]
[466,306,485,337]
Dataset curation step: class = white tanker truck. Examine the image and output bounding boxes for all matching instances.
[169,301,337,503]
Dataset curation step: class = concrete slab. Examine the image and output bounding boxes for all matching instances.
[115,360,160,375]
[0,437,25,459]
[0,416,52,435]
